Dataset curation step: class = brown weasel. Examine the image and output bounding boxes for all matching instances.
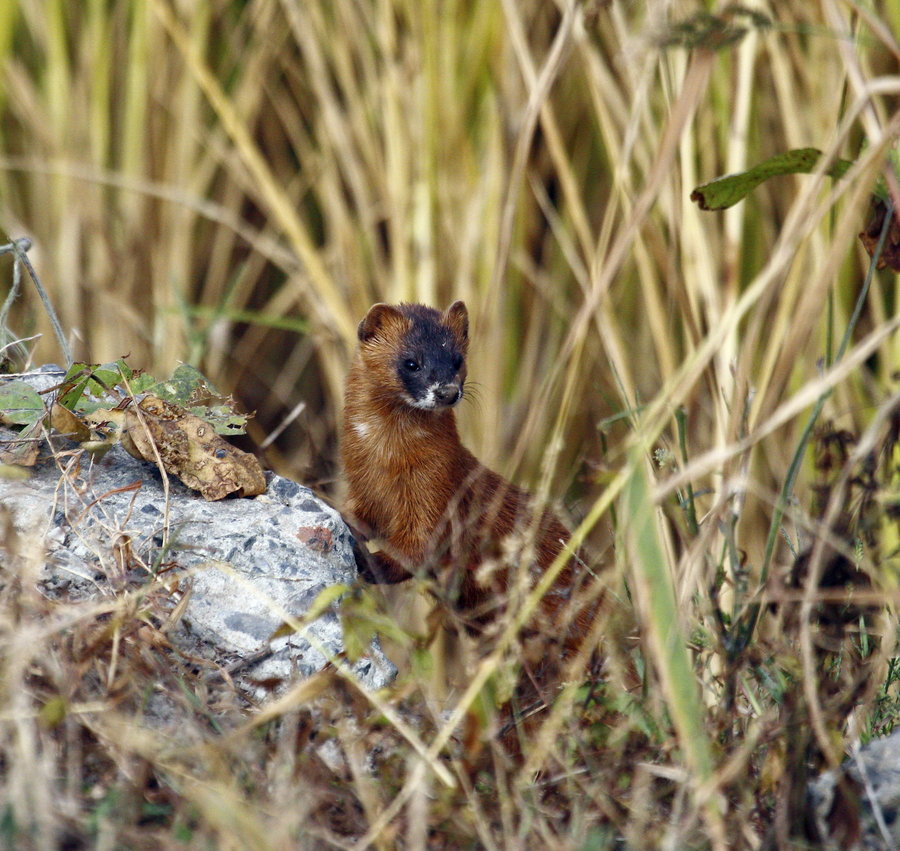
[341,301,596,681]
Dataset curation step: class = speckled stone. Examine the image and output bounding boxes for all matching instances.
[0,426,395,698]
[808,730,900,850]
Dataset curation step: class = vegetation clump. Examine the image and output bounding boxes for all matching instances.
[0,1,898,847]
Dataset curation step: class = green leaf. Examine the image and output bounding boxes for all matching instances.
[191,405,247,436]
[51,360,249,436]
[125,372,158,394]
[89,359,137,394]
[341,606,415,661]
[691,147,854,211]
[57,363,96,409]
[143,364,249,434]
[145,363,219,405]
[39,696,67,728]
[660,8,772,52]
[339,589,413,662]
[57,360,141,412]
[0,380,45,426]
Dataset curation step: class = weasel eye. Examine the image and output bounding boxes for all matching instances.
[451,354,463,371]
[402,359,420,372]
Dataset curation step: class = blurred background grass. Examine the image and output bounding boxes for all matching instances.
[0,0,899,846]
[0,0,895,501]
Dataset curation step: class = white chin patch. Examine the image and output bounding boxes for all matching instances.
[404,393,439,410]
[404,385,458,410]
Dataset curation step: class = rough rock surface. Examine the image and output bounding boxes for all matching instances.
[808,729,900,850]
[0,422,395,698]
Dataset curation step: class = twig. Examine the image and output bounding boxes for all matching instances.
[0,238,72,367]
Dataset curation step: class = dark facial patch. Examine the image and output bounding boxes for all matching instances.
[395,304,466,407]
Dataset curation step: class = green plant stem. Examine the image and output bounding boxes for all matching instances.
[676,406,700,535]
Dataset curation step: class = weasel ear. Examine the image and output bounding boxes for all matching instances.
[358,303,404,342]
[444,300,468,341]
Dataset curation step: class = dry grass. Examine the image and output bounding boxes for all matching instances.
[1,0,899,847]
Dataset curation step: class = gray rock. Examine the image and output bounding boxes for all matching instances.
[0,429,395,698]
[0,363,67,397]
[808,730,900,850]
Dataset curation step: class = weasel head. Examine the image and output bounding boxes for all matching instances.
[355,300,468,411]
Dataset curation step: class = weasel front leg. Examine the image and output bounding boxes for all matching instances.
[353,545,414,584]
[344,515,414,584]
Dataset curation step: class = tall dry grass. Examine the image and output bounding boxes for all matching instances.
[1,0,899,847]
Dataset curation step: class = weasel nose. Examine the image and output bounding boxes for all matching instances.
[433,384,462,406]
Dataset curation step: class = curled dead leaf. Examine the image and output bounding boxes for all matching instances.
[0,423,41,466]
[123,395,266,500]
[859,200,900,272]
[49,402,91,442]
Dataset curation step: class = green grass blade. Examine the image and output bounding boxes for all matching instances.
[623,451,722,839]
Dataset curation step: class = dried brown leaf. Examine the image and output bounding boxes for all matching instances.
[859,200,900,271]
[123,395,266,500]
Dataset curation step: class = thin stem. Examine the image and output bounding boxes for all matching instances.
[0,238,73,366]
[676,406,700,536]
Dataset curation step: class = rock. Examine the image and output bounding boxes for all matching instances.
[0,425,395,699]
[808,730,900,850]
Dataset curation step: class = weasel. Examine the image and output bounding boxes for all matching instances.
[341,301,596,670]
